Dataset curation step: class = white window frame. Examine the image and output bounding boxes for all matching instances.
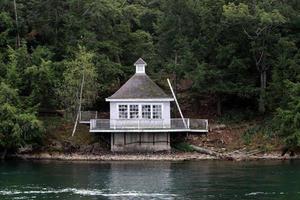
[117,103,163,120]
[141,105,151,119]
[129,104,139,119]
[152,104,162,119]
[118,104,128,119]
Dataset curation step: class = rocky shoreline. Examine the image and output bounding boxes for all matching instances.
[10,152,299,161]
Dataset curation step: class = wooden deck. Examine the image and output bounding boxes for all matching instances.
[79,111,208,133]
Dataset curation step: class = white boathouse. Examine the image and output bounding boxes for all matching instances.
[80,58,208,152]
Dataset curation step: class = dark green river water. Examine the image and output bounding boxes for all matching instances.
[0,160,299,200]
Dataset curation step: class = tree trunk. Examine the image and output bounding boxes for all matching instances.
[258,70,267,113]
[13,0,20,48]
[72,71,85,136]
[55,8,58,46]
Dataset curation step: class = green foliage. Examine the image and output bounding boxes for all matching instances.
[58,46,98,113]
[3,45,58,109]
[0,82,43,150]
[0,0,299,150]
[0,12,13,47]
[223,1,287,113]
[223,2,286,24]
[25,59,56,108]
[274,81,300,149]
[268,38,300,109]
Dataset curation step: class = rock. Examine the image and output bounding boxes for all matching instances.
[92,143,104,154]
[50,141,63,151]
[62,141,80,153]
[79,144,93,154]
[17,145,33,153]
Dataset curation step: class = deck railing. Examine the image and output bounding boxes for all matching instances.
[79,111,98,122]
[189,118,209,131]
[90,118,208,131]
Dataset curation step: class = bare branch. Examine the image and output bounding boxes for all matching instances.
[243,26,253,39]
[255,51,264,71]
[255,26,268,37]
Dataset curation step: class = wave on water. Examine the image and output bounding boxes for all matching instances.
[245,191,286,196]
[0,187,177,198]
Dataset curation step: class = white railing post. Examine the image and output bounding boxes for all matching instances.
[187,118,190,129]
[91,119,95,130]
[114,119,116,130]
[138,119,140,129]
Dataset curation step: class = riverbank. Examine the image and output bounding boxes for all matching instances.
[11,119,295,162]
[11,151,299,161]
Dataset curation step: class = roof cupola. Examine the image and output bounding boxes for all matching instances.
[134,58,147,74]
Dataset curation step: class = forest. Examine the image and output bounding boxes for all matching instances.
[0,0,299,155]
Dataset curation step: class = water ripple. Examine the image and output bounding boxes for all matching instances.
[0,187,177,198]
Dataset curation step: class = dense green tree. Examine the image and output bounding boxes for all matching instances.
[268,38,300,109]
[4,45,57,108]
[0,11,14,48]
[0,0,299,152]
[274,81,300,152]
[0,82,43,159]
[157,0,256,115]
[223,1,286,113]
[25,59,56,108]
[58,46,98,114]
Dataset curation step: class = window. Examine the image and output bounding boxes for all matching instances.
[152,105,162,119]
[142,105,151,119]
[118,105,128,119]
[118,104,162,119]
[136,65,144,73]
[129,105,139,119]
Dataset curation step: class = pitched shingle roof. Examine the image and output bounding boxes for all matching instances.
[134,58,147,65]
[107,74,171,99]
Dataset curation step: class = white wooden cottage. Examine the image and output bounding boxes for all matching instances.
[80,58,208,152]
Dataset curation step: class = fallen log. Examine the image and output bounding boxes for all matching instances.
[190,145,235,160]
[189,145,262,161]
[190,145,220,157]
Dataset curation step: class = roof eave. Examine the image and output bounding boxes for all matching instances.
[105,98,175,102]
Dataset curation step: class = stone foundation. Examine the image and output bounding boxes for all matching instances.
[111,132,170,152]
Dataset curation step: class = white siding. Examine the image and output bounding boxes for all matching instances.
[109,100,171,128]
[110,102,118,120]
